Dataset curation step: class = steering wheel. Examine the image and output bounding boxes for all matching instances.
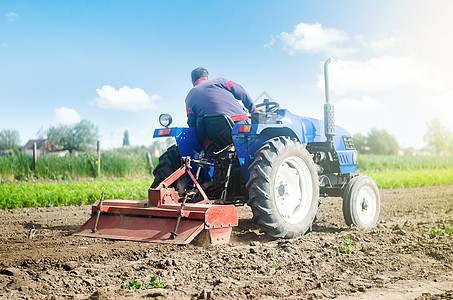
[256,101,280,113]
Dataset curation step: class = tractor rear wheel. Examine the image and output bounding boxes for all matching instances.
[342,175,380,228]
[151,145,181,188]
[246,137,319,238]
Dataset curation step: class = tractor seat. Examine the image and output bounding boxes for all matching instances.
[199,115,235,156]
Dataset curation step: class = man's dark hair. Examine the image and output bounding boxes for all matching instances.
[191,67,209,83]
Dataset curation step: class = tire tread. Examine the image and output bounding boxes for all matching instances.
[247,137,319,239]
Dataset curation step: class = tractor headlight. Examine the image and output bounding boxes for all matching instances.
[159,114,173,128]
[352,151,357,164]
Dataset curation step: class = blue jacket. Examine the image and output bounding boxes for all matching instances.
[185,78,257,128]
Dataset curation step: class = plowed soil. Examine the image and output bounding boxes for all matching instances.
[1,185,452,299]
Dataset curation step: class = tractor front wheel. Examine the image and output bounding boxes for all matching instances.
[246,137,319,238]
[342,175,380,228]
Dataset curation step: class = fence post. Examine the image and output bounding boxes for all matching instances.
[146,152,154,174]
[33,142,37,171]
[97,140,101,177]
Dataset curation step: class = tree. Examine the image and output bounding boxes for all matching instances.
[0,129,20,150]
[367,128,399,155]
[423,118,453,154]
[352,133,368,153]
[122,130,130,147]
[47,119,99,153]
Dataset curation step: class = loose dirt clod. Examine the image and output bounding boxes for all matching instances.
[0,186,452,299]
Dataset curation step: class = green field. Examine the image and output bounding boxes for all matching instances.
[364,169,453,189]
[357,154,453,171]
[0,179,151,209]
[0,154,452,209]
[0,149,159,182]
[358,154,453,189]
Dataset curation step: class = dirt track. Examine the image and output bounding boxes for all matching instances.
[0,185,452,299]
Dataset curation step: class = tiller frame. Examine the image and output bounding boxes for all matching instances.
[74,157,238,245]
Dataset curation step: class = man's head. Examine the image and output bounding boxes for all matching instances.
[191,67,209,85]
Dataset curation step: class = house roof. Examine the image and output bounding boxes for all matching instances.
[23,139,51,150]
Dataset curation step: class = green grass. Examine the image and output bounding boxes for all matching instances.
[339,235,354,254]
[0,179,151,209]
[427,226,453,238]
[363,169,453,189]
[119,276,166,290]
[358,155,453,172]
[357,155,453,189]
[3,169,448,209]
[1,153,453,209]
[0,150,158,182]
[445,226,453,237]
[147,276,166,289]
[120,280,142,290]
[428,227,445,238]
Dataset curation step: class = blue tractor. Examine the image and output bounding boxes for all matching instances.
[75,59,380,244]
[150,59,380,239]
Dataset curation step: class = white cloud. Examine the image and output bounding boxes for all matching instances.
[424,90,453,110]
[264,35,276,48]
[280,22,356,57]
[355,34,402,54]
[318,56,431,95]
[92,85,160,112]
[423,90,453,131]
[277,17,453,148]
[5,12,18,22]
[369,36,401,54]
[54,107,81,125]
[336,95,383,112]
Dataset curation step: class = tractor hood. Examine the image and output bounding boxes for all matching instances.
[231,109,357,179]
[232,109,353,150]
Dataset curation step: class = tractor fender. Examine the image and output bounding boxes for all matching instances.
[231,123,309,182]
[232,123,305,143]
[153,127,202,158]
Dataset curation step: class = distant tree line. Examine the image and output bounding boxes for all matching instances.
[0,129,20,151]
[0,120,172,156]
[122,130,130,147]
[46,119,100,153]
[0,120,100,154]
[423,118,453,155]
[353,129,400,155]
[1,118,452,155]
[353,118,453,155]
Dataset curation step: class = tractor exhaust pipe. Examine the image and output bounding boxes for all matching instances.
[323,58,335,145]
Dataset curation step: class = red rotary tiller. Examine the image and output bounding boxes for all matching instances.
[74,157,238,245]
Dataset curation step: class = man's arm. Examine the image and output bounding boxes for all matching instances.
[186,107,196,127]
[224,80,258,113]
[185,91,197,127]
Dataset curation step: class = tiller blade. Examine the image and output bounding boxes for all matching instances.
[74,157,238,245]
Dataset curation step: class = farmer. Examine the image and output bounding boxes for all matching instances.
[185,67,257,148]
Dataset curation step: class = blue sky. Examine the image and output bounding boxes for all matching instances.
[1,1,453,149]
